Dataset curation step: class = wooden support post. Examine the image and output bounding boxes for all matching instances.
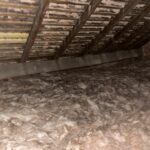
[21,0,49,63]
[81,0,141,54]
[55,0,102,57]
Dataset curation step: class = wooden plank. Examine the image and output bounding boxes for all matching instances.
[21,0,50,62]
[117,20,150,51]
[101,4,150,52]
[0,49,140,80]
[0,1,38,10]
[55,0,102,57]
[81,0,141,54]
[131,32,150,49]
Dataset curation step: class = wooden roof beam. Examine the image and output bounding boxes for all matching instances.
[81,0,141,54]
[130,30,150,49]
[0,49,140,80]
[114,20,150,51]
[21,0,50,63]
[100,4,150,52]
[55,0,102,57]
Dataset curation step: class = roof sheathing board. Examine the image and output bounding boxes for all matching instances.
[65,0,128,55]
[99,3,150,53]
[80,0,144,54]
[0,0,39,61]
[29,0,90,58]
[89,1,150,54]
[0,0,149,62]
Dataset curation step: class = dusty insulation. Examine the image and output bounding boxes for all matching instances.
[0,59,149,149]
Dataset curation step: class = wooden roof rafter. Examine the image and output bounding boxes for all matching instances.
[81,0,142,55]
[100,4,150,53]
[55,0,103,57]
[111,20,150,51]
[0,0,149,62]
[21,0,50,63]
[129,25,150,49]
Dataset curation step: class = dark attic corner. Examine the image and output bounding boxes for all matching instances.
[143,41,150,58]
[0,0,150,149]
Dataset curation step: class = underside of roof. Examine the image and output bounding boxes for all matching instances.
[0,0,150,63]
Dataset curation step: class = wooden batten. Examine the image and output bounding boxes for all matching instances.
[81,0,142,54]
[0,0,149,63]
[54,0,103,57]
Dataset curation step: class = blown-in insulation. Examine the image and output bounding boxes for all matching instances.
[0,59,149,149]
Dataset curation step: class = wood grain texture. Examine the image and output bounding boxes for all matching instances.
[21,0,50,62]
[0,49,140,80]
[55,0,102,57]
[81,0,141,54]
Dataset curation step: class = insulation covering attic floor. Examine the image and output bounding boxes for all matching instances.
[0,59,149,150]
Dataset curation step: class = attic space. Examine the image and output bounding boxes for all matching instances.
[0,0,150,150]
